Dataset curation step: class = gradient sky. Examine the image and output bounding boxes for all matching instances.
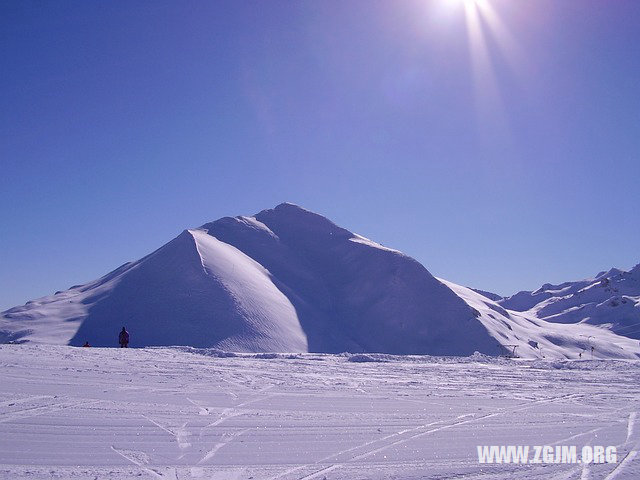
[1,0,639,311]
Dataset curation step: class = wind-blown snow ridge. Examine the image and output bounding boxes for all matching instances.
[1,203,639,359]
[349,233,402,253]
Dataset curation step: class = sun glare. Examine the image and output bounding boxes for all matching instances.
[447,0,489,13]
[442,0,523,141]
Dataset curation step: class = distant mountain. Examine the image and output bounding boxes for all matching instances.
[500,265,640,339]
[1,203,638,358]
[470,288,503,302]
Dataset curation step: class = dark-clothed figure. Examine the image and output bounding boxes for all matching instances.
[119,327,129,348]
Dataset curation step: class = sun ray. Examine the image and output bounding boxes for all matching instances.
[460,0,512,150]
[476,0,527,81]
[465,1,499,105]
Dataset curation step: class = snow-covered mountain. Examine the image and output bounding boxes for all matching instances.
[1,203,638,358]
[500,265,640,339]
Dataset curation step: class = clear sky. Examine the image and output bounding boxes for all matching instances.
[1,0,639,311]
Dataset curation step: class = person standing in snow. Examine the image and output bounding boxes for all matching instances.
[119,327,129,348]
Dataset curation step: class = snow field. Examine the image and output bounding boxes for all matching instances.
[1,345,638,479]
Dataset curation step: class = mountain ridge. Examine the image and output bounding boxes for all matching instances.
[499,263,640,339]
[1,203,638,358]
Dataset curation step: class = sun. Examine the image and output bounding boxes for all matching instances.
[444,0,487,15]
[451,0,482,6]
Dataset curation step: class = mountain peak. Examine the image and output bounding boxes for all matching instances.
[255,203,352,240]
[596,267,623,279]
[274,201,305,210]
[266,202,323,218]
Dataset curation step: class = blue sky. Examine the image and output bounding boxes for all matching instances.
[1,0,639,310]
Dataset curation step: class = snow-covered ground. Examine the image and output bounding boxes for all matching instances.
[1,345,638,479]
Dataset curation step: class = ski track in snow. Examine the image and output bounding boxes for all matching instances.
[0,398,104,424]
[602,411,640,480]
[626,412,637,443]
[0,345,639,479]
[278,393,587,480]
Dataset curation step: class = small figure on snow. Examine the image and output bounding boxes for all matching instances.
[82,341,90,348]
[119,327,129,348]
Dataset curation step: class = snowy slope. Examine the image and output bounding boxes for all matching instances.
[202,203,498,355]
[500,265,640,339]
[3,229,307,352]
[1,203,639,358]
[443,280,639,359]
